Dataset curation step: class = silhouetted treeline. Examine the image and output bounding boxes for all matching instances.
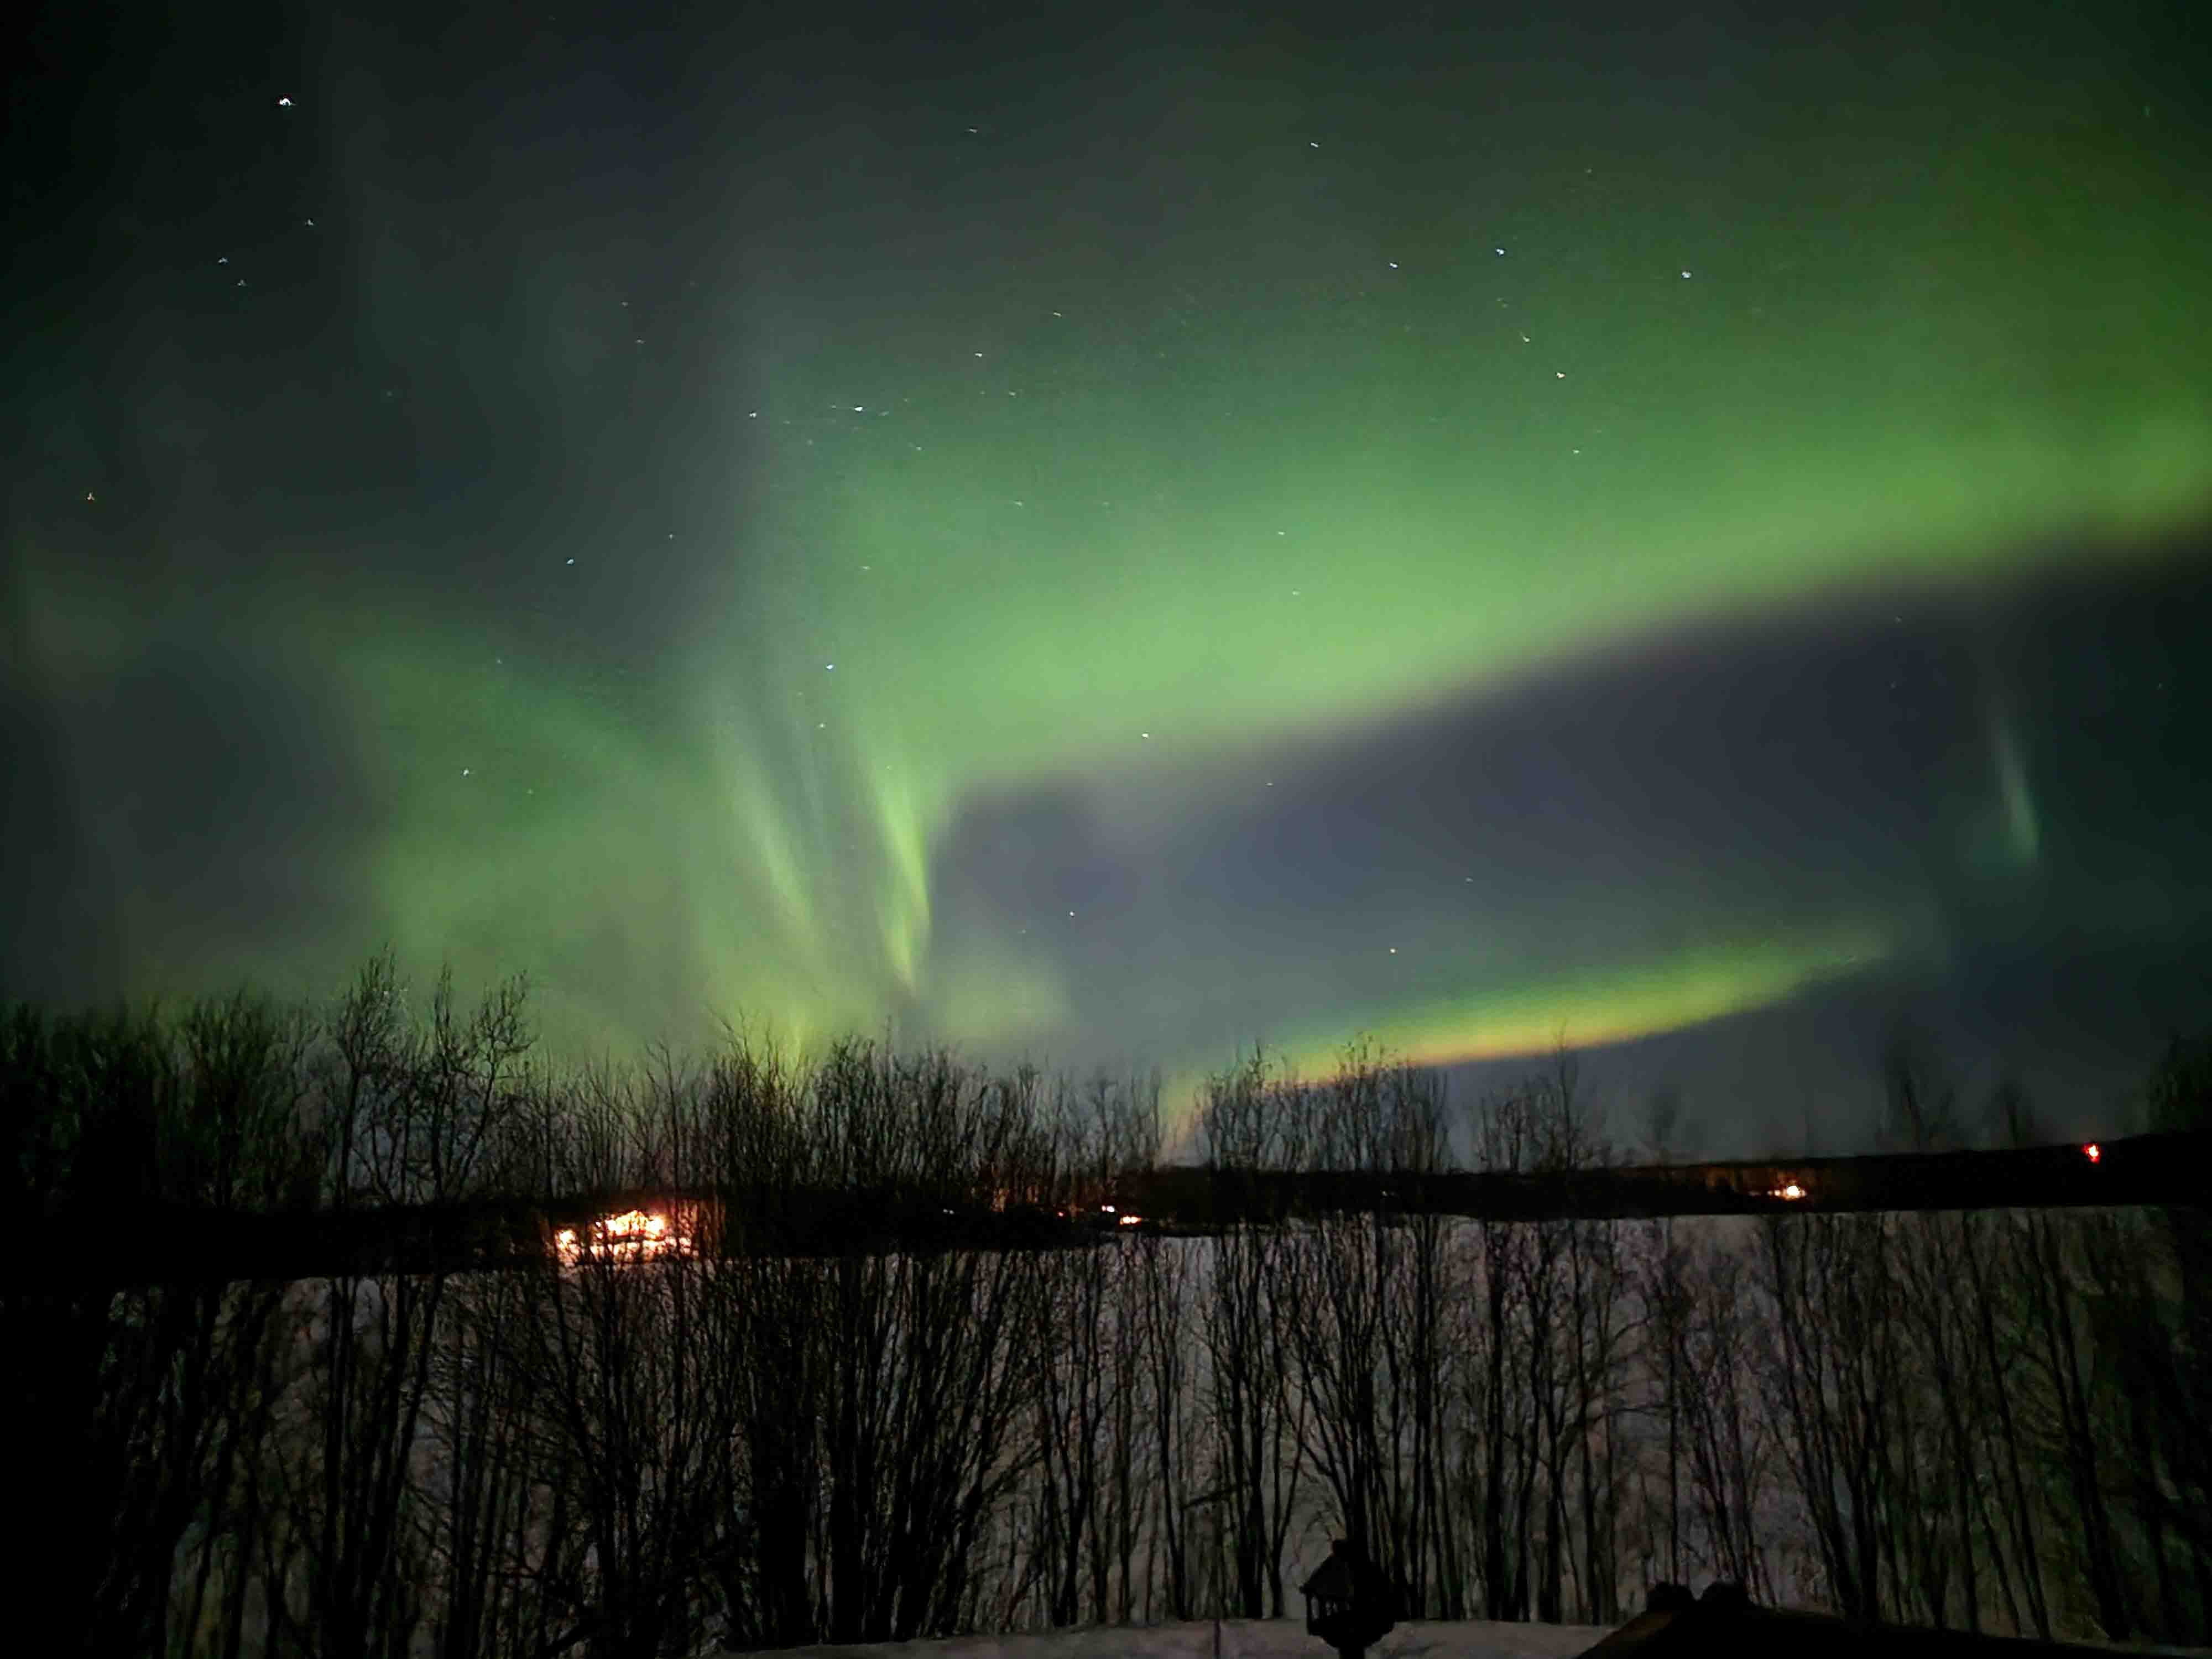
[3,958,2207,1655]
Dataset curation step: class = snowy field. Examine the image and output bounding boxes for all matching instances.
[731,1616,2212,1658]
[741,1617,1610,1658]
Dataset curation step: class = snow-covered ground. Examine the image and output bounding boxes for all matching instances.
[742,1617,1610,1658]
[732,1616,2212,1658]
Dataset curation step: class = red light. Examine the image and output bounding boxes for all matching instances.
[2083,1142,2101,1163]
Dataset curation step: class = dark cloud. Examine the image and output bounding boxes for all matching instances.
[924,540,2212,1136]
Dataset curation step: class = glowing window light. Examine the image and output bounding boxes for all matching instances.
[552,1207,694,1267]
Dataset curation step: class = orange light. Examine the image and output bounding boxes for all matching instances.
[553,1207,695,1267]
[2084,1142,2101,1164]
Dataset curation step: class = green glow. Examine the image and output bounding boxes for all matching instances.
[1301,922,1895,1071]
[728,112,2212,829]
[1991,708,2041,871]
[142,35,2212,1081]
[1145,921,1901,1136]
[673,102,2210,1070]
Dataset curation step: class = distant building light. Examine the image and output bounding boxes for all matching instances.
[2084,1142,2102,1163]
[553,1206,694,1267]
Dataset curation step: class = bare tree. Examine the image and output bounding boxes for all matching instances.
[1031,1072,1156,1626]
[1194,1048,1310,1620]
[2,993,322,1657]
[278,957,531,1658]
[1461,1083,1537,1621]
[1757,1211,1903,1621]
[1675,1227,1775,1600]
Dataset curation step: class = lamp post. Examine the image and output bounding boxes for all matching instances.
[1181,1479,1251,1659]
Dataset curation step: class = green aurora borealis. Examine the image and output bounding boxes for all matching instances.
[8,1,2211,1133]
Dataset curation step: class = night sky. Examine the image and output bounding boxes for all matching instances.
[7,0,2209,1149]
